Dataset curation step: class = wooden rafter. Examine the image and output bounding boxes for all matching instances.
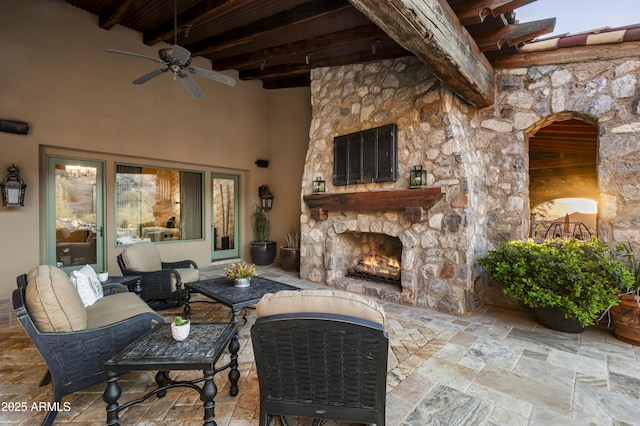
[473,18,556,51]
[211,25,389,71]
[99,0,137,30]
[349,0,495,107]
[491,40,640,68]
[185,0,351,57]
[451,0,535,25]
[239,46,410,81]
[143,0,252,46]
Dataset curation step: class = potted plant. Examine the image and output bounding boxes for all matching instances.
[478,238,631,332]
[224,261,258,288]
[97,270,109,282]
[280,225,301,272]
[171,316,190,341]
[609,242,640,345]
[250,205,276,265]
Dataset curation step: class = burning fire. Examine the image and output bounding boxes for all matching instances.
[351,252,401,282]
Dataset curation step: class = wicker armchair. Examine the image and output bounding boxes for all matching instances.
[13,265,164,426]
[251,289,388,426]
[117,241,199,308]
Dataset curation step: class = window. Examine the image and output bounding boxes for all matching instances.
[333,124,397,185]
[115,164,203,245]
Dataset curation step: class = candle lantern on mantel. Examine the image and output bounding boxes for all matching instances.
[312,176,326,193]
[409,165,427,189]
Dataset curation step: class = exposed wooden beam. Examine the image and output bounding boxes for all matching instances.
[529,157,595,170]
[238,46,410,81]
[143,0,250,46]
[451,0,535,25]
[529,165,597,179]
[98,0,137,30]
[492,40,640,68]
[473,18,555,51]
[210,25,388,71]
[530,144,596,155]
[185,0,351,57]
[349,0,495,107]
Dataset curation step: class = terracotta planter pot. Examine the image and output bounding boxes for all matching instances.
[611,294,640,345]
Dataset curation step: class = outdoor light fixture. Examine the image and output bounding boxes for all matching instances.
[312,176,326,193]
[1,163,27,206]
[259,185,274,210]
[409,165,427,189]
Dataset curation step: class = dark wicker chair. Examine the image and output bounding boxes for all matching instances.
[251,289,388,425]
[13,267,164,426]
[117,241,199,308]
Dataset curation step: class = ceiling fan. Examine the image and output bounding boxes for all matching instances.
[105,0,235,99]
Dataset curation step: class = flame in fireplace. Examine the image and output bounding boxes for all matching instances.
[348,252,401,284]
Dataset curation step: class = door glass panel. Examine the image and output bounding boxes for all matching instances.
[52,163,99,267]
[212,174,239,260]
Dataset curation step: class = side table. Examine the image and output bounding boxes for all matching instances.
[103,322,239,426]
[103,275,142,295]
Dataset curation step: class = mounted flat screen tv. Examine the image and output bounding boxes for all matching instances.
[333,124,398,186]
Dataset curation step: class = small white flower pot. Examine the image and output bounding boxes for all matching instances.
[171,322,190,341]
[234,278,251,288]
[98,272,109,282]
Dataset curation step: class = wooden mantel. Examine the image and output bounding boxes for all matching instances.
[303,188,443,222]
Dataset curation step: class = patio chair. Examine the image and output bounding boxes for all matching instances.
[251,289,388,426]
[13,265,164,426]
[117,241,199,308]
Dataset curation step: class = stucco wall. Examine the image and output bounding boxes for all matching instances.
[0,0,311,299]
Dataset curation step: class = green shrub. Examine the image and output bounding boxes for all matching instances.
[478,238,633,326]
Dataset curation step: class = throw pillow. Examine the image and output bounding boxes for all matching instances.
[70,265,104,307]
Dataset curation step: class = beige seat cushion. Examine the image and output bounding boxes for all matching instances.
[176,267,199,284]
[121,242,162,271]
[25,265,87,332]
[86,292,158,329]
[256,289,386,325]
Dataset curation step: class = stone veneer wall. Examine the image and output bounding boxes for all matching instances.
[301,55,640,315]
[301,58,484,315]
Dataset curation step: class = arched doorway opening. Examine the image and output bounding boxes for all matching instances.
[528,117,599,240]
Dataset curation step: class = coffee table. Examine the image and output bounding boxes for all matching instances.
[103,322,239,426]
[184,276,299,323]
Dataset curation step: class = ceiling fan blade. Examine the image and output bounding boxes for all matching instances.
[106,49,165,64]
[171,44,191,64]
[132,68,168,85]
[187,66,236,87]
[178,73,205,99]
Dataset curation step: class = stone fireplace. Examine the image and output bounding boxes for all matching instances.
[299,55,640,317]
[299,57,482,316]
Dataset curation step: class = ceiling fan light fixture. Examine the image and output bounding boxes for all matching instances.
[104,0,235,99]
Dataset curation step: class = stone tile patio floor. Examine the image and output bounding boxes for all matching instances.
[2,264,640,425]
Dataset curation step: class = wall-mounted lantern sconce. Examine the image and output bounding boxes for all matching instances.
[312,176,326,193]
[1,163,27,207]
[259,185,274,210]
[409,165,427,189]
